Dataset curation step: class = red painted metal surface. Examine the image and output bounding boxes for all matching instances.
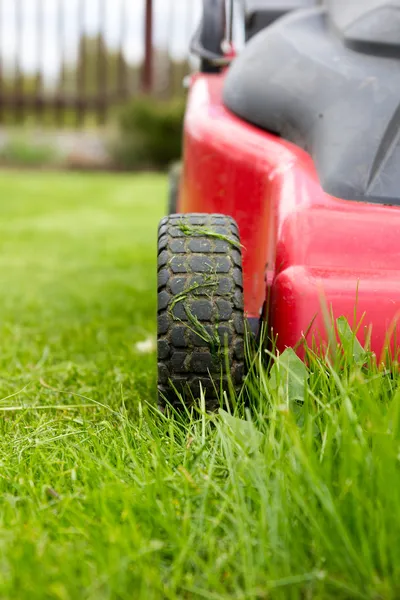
[179,73,400,357]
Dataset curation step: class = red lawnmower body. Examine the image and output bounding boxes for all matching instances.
[178,73,400,357]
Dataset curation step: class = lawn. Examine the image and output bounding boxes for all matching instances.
[0,171,399,599]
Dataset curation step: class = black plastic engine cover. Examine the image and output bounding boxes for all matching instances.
[243,0,317,39]
[328,0,400,58]
[224,6,400,204]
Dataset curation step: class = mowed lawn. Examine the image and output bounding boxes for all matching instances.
[0,171,400,599]
[0,172,163,598]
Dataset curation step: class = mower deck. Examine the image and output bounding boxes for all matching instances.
[178,74,400,357]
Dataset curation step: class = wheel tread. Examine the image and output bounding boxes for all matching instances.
[157,213,245,409]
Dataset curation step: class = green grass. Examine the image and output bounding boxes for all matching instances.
[0,138,58,168]
[0,171,399,599]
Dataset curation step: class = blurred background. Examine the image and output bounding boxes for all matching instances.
[0,0,225,171]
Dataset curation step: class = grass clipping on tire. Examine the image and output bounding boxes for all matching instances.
[157,214,246,410]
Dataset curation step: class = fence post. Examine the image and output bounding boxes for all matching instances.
[142,0,153,93]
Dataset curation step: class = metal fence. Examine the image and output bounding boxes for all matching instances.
[0,0,202,126]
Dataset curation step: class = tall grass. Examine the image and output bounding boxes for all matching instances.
[149,321,400,598]
[3,318,400,598]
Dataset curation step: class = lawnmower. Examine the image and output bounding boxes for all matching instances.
[157,0,400,408]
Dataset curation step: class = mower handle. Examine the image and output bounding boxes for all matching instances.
[190,0,234,73]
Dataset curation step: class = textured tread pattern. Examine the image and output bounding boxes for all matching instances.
[157,213,245,409]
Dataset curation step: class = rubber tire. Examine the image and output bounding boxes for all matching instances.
[157,213,245,410]
[167,162,182,214]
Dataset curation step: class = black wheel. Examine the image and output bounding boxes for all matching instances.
[157,213,245,410]
[167,162,182,214]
